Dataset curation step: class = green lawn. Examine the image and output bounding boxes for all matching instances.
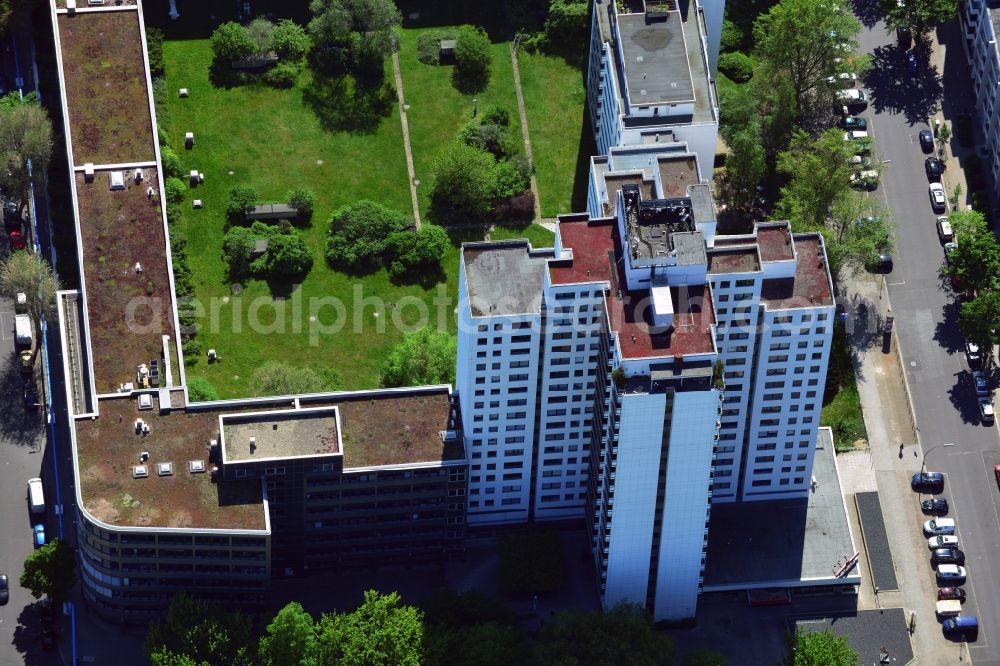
[517,51,593,218]
[491,223,555,247]
[821,325,868,450]
[395,28,523,220]
[162,39,459,397]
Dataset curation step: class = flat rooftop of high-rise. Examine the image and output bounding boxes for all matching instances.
[462,241,549,316]
[617,10,694,107]
[74,388,461,530]
[761,235,834,309]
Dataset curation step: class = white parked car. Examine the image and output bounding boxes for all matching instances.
[937,216,953,242]
[979,397,995,424]
[925,518,956,535]
[929,535,959,549]
[929,183,947,211]
[827,72,858,87]
[844,130,870,141]
[937,564,967,581]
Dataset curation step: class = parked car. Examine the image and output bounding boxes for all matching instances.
[929,183,947,211]
[979,397,995,424]
[898,26,912,47]
[906,50,918,73]
[837,88,868,109]
[942,615,978,637]
[32,523,45,548]
[925,517,957,535]
[8,229,24,251]
[844,130,870,142]
[0,574,7,605]
[967,341,982,367]
[929,535,959,549]
[937,216,954,242]
[850,170,879,190]
[926,157,945,180]
[945,241,958,266]
[973,370,989,397]
[920,128,935,152]
[938,587,967,602]
[842,115,868,130]
[922,498,949,514]
[867,253,893,273]
[913,471,945,491]
[828,72,858,87]
[856,215,882,227]
[936,564,967,582]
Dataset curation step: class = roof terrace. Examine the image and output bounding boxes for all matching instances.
[57,11,155,165]
[76,169,178,394]
[761,236,834,309]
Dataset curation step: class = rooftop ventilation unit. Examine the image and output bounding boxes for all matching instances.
[137,393,153,410]
[109,171,125,191]
[132,465,149,478]
[440,430,458,442]
[140,451,149,463]
[188,460,206,474]
[157,462,174,476]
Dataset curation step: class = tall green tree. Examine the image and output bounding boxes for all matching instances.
[20,538,76,603]
[211,22,254,61]
[753,0,861,110]
[776,128,854,230]
[882,0,957,35]
[454,25,492,92]
[724,123,767,208]
[942,210,1000,295]
[272,19,310,61]
[385,224,450,277]
[313,590,423,666]
[259,602,318,666]
[824,193,893,277]
[430,142,497,222]
[0,252,60,365]
[789,628,860,666]
[308,0,401,76]
[325,199,410,271]
[145,593,253,666]
[533,603,675,666]
[0,101,53,207]
[380,327,456,387]
[959,292,1000,360]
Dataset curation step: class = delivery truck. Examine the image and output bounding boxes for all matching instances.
[936,600,962,618]
[14,313,31,349]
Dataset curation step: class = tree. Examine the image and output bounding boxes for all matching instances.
[936,121,952,154]
[724,123,766,209]
[824,193,893,277]
[160,145,184,179]
[273,19,310,61]
[683,649,729,666]
[211,22,254,61]
[882,0,957,35]
[789,628,859,666]
[454,25,492,91]
[425,622,528,666]
[944,210,1000,295]
[287,186,317,219]
[247,18,275,55]
[753,0,861,111]
[145,593,253,666]
[222,224,258,278]
[227,184,259,221]
[187,377,220,402]
[493,157,532,199]
[385,225,450,276]
[326,200,410,271]
[380,326,456,387]
[0,102,53,205]
[258,602,318,666]
[776,128,854,230]
[533,603,675,666]
[959,292,1000,358]
[251,231,313,277]
[165,177,187,205]
[308,0,401,76]
[431,142,497,221]
[460,119,514,161]
[252,361,337,396]
[0,252,60,365]
[313,590,423,666]
[20,538,76,603]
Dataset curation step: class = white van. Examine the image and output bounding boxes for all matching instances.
[27,477,44,514]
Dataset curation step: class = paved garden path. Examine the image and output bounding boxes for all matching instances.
[510,42,543,223]
[391,49,422,228]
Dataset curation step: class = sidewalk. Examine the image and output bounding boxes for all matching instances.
[926,20,974,211]
[841,276,969,665]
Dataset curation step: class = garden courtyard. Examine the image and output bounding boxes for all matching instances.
[154,4,590,397]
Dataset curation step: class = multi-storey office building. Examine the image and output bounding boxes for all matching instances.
[959,0,1000,200]
[586,0,720,172]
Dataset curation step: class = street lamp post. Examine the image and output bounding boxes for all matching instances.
[921,443,955,473]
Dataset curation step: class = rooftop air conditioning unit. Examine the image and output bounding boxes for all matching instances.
[109,171,125,191]
[157,462,174,476]
[138,393,153,410]
[132,465,149,478]
[188,460,205,474]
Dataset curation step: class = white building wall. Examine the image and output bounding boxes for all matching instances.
[603,390,667,608]
[698,0,725,75]
[654,389,719,621]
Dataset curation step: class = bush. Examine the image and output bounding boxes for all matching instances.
[416,29,454,65]
[146,27,165,77]
[720,18,743,53]
[718,52,753,83]
[541,0,589,49]
[385,224,450,276]
[460,119,514,161]
[494,159,531,199]
[226,184,258,221]
[326,200,410,271]
[247,18,274,55]
[160,145,183,178]
[454,25,492,92]
[481,105,511,128]
[211,22,254,62]
[158,125,169,147]
[287,186,316,219]
[251,231,313,277]
[187,377,220,402]
[182,338,202,360]
[272,19,309,61]
[264,61,299,88]
[164,177,186,205]
[431,142,497,221]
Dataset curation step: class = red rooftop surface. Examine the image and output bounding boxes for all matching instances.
[761,236,833,309]
[756,224,795,262]
[707,247,761,274]
[551,217,715,359]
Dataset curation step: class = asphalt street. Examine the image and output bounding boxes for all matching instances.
[854,16,1000,665]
